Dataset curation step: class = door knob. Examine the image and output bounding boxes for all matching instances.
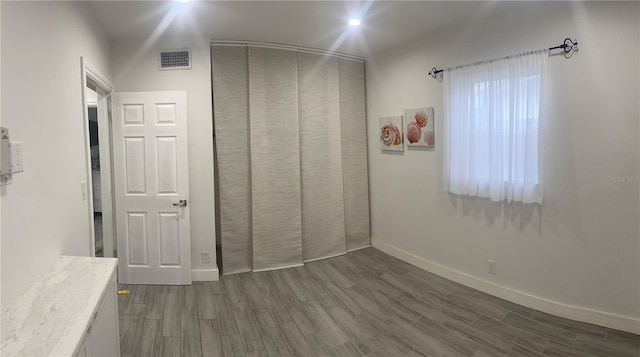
[172,199,187,207]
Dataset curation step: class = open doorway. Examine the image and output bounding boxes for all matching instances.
[82,57,116,258]
[86,89,104,255]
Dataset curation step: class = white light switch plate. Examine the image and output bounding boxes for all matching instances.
[81,181,88,201]
[10,141,23,173]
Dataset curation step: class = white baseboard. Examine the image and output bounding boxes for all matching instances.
[347,244,372,253]
[371,238,640,335]
[192,267,219,281]
[304,252,346,263]
[252,263,304,273]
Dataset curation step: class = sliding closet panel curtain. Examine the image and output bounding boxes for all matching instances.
[339,58,371,251]
[211,46,252,274]
[212,44,370,273]
[298,53,346,262]
[248,47,303,271]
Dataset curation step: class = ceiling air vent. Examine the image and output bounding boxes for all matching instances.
[159,49,191,70]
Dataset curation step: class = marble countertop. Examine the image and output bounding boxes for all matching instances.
[1,256,117,357]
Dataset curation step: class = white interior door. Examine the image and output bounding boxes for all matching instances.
[112,91,191,285]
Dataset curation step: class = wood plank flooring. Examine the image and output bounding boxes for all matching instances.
[118,248,640,357]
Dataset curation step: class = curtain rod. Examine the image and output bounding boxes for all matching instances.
[210,40,366,62]
[427,37,578,80]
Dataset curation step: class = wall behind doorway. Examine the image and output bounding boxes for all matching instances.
[110,36,218,279]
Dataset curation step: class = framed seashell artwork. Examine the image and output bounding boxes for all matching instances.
[404,107,434,147]
[379,116,404,151]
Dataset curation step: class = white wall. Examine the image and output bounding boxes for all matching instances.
[1,1,111,310]
[110,37,218,279]
[366,2,639,331]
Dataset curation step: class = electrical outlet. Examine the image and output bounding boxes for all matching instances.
[10,141,23,173]
[202,251,211,264]
[488,260,496,275]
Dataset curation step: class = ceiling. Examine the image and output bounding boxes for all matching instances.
[87,1,510,58]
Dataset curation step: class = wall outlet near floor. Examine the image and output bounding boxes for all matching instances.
[202,251,211,264]
[488,260,496,275]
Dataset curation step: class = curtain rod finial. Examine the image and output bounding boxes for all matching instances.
[428,67,443,81]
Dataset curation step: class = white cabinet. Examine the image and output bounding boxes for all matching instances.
[88,277,120,356]
[75,335,92,357]
[74,275,120,357]
[1,256,119,357]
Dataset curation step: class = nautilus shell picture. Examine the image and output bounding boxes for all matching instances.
[404,107,435,147]
[379,116,404,151]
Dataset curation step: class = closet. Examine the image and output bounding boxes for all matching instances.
[212,44,370,274]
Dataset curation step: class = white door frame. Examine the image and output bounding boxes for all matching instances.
[81,57,116,257]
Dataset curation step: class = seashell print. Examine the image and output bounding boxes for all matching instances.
[425,131,435,146]
[407,122,421,144]
[415,111,428,128]
[405,107,434,147]
[380,123,402,147]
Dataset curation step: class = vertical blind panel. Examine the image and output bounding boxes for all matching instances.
[339,58,371,251]
[211,46,252,274]
[298,53,346,261]
[248,47,303,271]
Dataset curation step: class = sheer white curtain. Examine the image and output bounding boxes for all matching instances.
[443,51,547,204]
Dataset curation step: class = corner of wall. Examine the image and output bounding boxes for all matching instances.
[366,1,639,334]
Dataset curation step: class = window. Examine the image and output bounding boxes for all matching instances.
[443,52,547,204]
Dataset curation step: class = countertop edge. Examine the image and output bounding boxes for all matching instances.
[1,256,118,357]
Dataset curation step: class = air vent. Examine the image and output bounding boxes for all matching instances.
[159,49,191,70]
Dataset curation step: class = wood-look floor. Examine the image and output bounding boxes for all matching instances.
[118,248,640,357]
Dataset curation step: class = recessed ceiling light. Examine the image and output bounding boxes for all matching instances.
[178,0,189,3]
[349,19,361,27]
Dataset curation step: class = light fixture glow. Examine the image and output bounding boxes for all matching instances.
[349,18,361,26]
[178,0,189,3]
